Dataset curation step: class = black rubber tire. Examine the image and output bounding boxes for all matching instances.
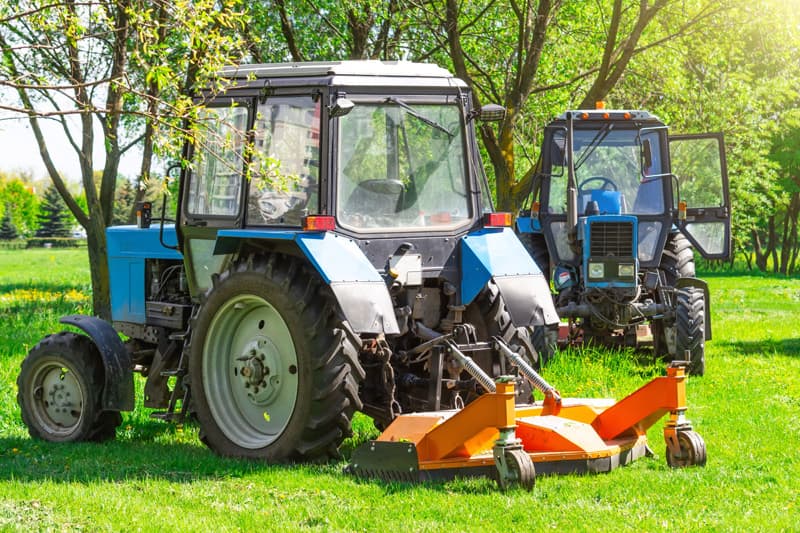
[17,332,121,442]
[531,324,558,367]
[653,233,696,357]
[188,253,364,461]
[675,287,706,376]
[666,430,707,468]
[659,233,696,284]
[496,448,536,491]
[475,280,539,368]
[520,232,551,284]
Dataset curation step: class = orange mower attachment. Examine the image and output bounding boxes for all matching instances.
[348,362,706,490]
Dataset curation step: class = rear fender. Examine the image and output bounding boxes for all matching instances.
[215,230,399,335]
[60,315,134,411]
[461,228,559,327]
[675,278,712,340]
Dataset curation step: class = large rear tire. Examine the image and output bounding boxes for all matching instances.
[188,254,364,461]
[17,332,121,442]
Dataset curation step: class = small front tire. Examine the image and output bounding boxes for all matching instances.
[17,332,120,442]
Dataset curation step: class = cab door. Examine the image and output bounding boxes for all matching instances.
[669,133,731,259]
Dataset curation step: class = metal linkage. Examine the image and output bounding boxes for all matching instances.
[445,340,496,393]
[494,337,561,412]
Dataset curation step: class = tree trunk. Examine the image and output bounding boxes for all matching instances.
[779,191,800,274]
[85,214,111,320]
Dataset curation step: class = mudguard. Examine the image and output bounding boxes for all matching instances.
[461,228,559,327]
[215,230,400,335]
[60,315,135,411]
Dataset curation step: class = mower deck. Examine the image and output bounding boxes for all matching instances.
[349,364,705,488]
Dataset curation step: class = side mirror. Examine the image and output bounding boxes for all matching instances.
[329,97,354,118]
[475,104,506,122]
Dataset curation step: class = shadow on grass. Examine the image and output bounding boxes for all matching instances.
[0,433,331,484]
[715,337,800,357]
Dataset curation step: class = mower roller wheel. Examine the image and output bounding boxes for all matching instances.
[17,332,121,442]
[666,430,707,468]
[495,448,536,491]
[189,254,364,461]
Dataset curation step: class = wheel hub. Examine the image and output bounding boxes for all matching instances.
[237,339,283,405]
[39,366,82,428]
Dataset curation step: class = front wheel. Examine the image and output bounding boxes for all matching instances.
[188,254,363,461]
[675,287,705,376]
[17,332,121,442]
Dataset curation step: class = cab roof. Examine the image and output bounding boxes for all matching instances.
[206,60,467,94]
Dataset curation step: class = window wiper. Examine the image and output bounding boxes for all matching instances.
[386,97,454,138]
[575,123,613,170]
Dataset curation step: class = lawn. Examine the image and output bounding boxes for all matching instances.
[1,249,798,531]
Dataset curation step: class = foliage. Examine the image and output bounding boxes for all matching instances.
[113,179,137,226]
[25,237,83,248]
[0,0,251,318]
[0,205,17,240]
[0,174,38,237]
[34,185,72,238]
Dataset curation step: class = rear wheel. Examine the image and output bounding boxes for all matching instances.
[188,254,364,461]
[17,332,121,442]
[531,324,558,366]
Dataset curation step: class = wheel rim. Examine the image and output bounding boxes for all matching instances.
[203,293,299,449]
[27,359,85,438]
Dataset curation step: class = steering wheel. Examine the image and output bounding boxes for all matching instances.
[358,179,405,195]
[577,176,618,194]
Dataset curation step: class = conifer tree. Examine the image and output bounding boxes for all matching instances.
[0,205,19,240]
[35,185,72,238]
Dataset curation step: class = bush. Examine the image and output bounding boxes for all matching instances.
[0,240,27,250]
[26,237,85,248]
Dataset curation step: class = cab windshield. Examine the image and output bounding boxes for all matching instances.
[336,101,470,231]
[546,127,666,216]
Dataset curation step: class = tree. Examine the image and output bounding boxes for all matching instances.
[0,204,19,240]
[113,178,137,226]
[0,173,39,237]
[1,1,249,318]
[35,185,72,238]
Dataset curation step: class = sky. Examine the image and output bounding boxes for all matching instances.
[0,114,142,185]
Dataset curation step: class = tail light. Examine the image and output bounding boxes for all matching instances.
[484,212,512,228]
[303,215,335,231]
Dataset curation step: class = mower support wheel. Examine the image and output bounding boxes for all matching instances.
[494,447,536,491]
[666,430,707,468]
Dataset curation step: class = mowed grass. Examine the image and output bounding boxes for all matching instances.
[1,249,798,531]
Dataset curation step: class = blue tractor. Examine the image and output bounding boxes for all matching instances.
[16,62,558,463]
[517,108,731,374]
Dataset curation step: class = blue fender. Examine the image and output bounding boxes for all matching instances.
[60,315,135,411]
[461,227,558,327]
[215,230,399,335]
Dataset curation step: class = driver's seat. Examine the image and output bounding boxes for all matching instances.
[580,189,623,215]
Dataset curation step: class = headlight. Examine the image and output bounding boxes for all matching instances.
[588,262,605,279]
[618,264,635,277]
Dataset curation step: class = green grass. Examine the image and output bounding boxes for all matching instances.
[1,249,799,531]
